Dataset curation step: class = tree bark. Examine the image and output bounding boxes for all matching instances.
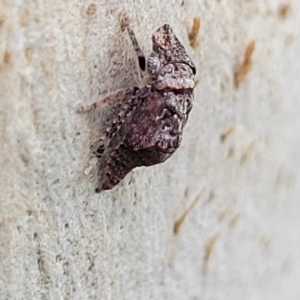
[1,1,300,299]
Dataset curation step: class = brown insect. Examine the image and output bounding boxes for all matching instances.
[79,17,196,191]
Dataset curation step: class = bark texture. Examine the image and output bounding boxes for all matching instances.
[1,0,300,299]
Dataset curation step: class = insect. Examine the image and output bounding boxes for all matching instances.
[80,17,196,191]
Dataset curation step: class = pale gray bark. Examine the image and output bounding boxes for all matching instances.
[1,1,300,299]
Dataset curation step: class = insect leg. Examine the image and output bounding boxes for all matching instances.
[77,88,134,113]
[121,15,146,72]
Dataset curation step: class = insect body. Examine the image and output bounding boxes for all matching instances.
[83,20,196,191]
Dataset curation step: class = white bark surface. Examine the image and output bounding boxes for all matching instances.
[1,0,300,299]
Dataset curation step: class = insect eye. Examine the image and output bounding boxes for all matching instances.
[138,56,146,71]
[191,66,196,75]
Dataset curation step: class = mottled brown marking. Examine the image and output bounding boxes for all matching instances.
[0,18,5,27]
[235,40,256,89]
[240,141,255,164]
[24,48,31,63]
[86,3,97,16]
[189,17,201,48]
[227,146,234,158]
[174,188,205,234]
[229,212,241,226]
[3,51,11,64]
[278,3,291,19]
[183,186,190,199]
[220,125,235,142]
[204,233,219,264]
[120,14,133,32]
[218,209,229,222]
[207,190,215,202]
